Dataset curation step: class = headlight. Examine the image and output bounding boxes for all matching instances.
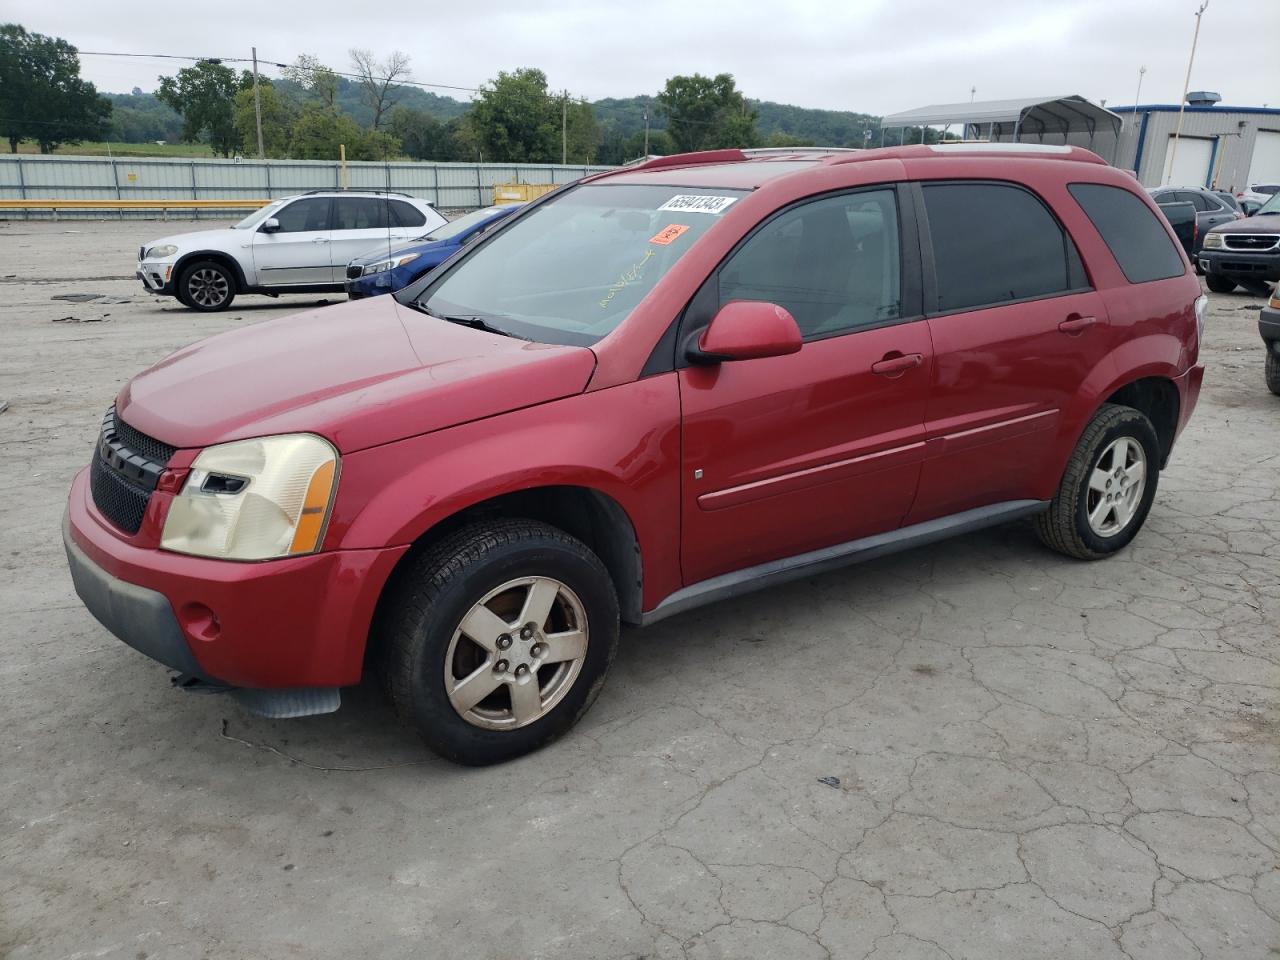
[161,434,339,561]
[362,253,421,276]
[146,244,179,259]
[1202,233,1224,249]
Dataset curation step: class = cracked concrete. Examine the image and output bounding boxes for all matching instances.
[1,220,1277,959]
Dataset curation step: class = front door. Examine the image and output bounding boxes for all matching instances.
[251,196,334,286]
[905,180,1113,524]
[678,187,932,585]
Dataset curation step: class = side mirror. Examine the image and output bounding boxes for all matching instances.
[259,217,281,233]
[687,300,803,364]
[1241,201,1261,217]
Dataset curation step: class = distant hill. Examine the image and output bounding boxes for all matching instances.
[100,85,881,155]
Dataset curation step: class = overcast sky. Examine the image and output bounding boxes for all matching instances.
[9,0,1279,115]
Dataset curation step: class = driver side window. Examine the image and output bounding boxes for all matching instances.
[719,189,902,340]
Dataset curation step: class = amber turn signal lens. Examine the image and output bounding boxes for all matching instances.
[289,459,337,554]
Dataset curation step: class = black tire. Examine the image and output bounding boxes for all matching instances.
[176,259,236,311]
[375,519,619,765]
[1035,404,1160,561]
[1266,350,1280,397]
[1204,273,1236,294]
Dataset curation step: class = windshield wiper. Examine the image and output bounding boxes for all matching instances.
[440,314,528,339]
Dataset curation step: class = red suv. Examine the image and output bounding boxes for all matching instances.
[64,144,1205,764]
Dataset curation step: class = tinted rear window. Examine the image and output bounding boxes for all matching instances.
[922,182,1086,312]
[1069,183,1185,284]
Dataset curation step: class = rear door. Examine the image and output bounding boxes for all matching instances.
[678,185,933,584]
[329,196,421,275]
[905,180,1110,524]
[251,197,334,286]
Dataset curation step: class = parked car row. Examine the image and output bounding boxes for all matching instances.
[79,142,1208,764]
[134,193,528,311]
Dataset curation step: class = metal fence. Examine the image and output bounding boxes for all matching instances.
[0,155,614,218]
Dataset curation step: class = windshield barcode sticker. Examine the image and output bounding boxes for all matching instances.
[657,195,738,215]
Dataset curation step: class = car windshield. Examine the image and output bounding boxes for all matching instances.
[233,199,288,229]
[414,184,745,346]
[1257,193,1280,216]
[421,206,510,242]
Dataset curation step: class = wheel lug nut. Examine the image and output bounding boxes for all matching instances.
[497,634,512,650]
[495,659,509,673]
[531,643,545,657]
[515,664,529,677]
[520,624,535,641]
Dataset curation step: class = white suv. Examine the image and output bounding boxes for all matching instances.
[136,192,447,311]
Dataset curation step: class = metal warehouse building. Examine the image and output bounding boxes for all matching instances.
[1109,100,1280,190]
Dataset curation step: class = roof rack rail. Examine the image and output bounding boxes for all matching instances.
[623,149,749,172]
[742,146,862,156]
[296,188,414,197]
[831,143,1106,166]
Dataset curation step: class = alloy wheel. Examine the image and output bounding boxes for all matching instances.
[444,576,589,730]
[1086,436,1146,537]
[188,268,229,308]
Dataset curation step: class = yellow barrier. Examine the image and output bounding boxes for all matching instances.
[492,183,557,205]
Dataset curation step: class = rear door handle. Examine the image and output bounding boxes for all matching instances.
[1058,314,1097,334]
[312,237,330,243]
[871,352,924,377]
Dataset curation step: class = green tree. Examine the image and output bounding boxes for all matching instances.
[284,54,339,109]
[157,60,251,157]
[763,130,815,148]
[387,106,447,160]
[288,103,399,160]
[564,96,599,163]
[0,24,110,153]
[468,68,559,162]
[656,73,759,152]
[232,82,295,158]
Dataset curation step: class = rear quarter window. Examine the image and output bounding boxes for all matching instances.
[1068,183,1185,285]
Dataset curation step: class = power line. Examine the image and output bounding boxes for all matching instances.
[76,49,481,94]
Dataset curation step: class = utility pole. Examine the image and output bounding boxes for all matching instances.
[1167,2,1209,184]
[643,106,650,156]
[251,46,265,160]
[562,90,568,165]
[1129,65,1146,170]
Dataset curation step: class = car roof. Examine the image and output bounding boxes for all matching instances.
[592,143,1108,191]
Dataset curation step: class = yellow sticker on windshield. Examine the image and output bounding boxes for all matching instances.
[649,224,690,245]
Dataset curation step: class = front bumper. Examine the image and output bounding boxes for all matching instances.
[136,261,176,295]
[344,263,426,300]
[1260,304,1280,348]
[64,466,408,693]
[1198,248,1280,282]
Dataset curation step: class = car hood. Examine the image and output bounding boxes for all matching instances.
[141,227,243,253]
[1207,212,1280,234]
[116,296,597,453]
[349,235,456,267]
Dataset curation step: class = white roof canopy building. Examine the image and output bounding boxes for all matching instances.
[881,95,1123,161]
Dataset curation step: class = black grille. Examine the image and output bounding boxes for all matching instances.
[1223,234,1279,251]
[90,454,151,534]
[89,407,176,535]
[346,264,364,280]
[109,411,177,465]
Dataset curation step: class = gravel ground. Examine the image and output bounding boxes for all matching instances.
[1,219,1277,960]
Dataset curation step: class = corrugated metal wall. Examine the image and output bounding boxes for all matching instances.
[1111,108,1280,190]
[0,155,613,218]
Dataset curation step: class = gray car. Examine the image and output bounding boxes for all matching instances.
[1148,186,1241,254]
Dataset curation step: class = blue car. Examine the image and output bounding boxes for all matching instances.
[344,204,523,299]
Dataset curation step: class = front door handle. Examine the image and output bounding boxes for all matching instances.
[312,237,330,243]
[1058,314,1097,334]
[871,352,924,377]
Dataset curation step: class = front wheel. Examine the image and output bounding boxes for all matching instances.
[177,259,236,311]
[376,520,619,765]
[1204,273,1236,294]
[1036,404,1160,560]
[1266,350,1280,397]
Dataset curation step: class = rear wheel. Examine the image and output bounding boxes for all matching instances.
[177,259,236,311]
[1266,350,1280,397]
[1036,404,1160,560]
[376,519,619,765]
[1204,273,1236,294]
